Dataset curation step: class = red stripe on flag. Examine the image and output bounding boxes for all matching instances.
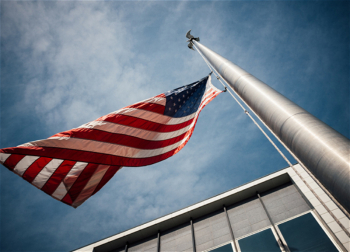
[125,102,165,114]
[51,130,189,150]
[3,154,25,171]
[22,157,52,183]
[0,145,179,166]
[0,132,191,167]
[92,165,122,196]
[50,116,193,140]
[67,163,99,203]
[41,160,76,195]
[96,115,194,132]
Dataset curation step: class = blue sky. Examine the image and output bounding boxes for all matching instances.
[1,1,349,251]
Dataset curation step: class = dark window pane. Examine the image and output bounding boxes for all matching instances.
[238,229,281,252]
[278,213,338,252]
[209,243,234,252]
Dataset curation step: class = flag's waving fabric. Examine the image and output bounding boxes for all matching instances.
[0,75,222,207]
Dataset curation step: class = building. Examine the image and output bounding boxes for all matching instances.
[73,164,350,252]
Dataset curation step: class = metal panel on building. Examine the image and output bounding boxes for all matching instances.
[128,235,158,252]
[227,197,270,239]
[260,183,311,224]
[161,223,192,252]
[193,210,231,251]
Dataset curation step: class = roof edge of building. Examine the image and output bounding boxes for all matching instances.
[73,164,297,252]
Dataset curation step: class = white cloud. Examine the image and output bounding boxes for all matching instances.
[2,2,154,133]
[2,1,347,251]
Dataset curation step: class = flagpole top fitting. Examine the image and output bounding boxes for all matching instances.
[186,30,200,42]
[186,29,199,50]
[223,87,227,92]
[209,71,213,76]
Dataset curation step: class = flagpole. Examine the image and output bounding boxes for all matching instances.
[187,32,350,214]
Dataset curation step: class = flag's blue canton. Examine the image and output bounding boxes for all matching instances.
[164,76,208,118]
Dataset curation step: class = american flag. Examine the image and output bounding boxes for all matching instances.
[0,75,222,207]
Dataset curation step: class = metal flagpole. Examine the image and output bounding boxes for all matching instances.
[186,31,350,214]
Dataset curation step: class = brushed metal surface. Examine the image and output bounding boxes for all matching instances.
[193,41,350,213]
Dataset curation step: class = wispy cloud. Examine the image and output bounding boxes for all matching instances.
[2,2,154,134]
[1,1,348,251]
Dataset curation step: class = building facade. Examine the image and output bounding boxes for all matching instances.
[74,164,350,252]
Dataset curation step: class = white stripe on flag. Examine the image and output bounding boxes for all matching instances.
[137,96,166,106]
[63,162,88,191]
[13,155,40,176]
[77,120,193,141]
[134,131,193,158]
[51,182,67,200]
[32,159,64,189]
[109,107,196,125]
[0,153,11,164]
[24,131,193,159]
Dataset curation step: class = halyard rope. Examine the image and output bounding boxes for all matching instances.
[193,43,294,167]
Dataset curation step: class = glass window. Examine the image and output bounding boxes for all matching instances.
[278,213,338,252]
[208,243,234,252]
[238,229,281,252]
